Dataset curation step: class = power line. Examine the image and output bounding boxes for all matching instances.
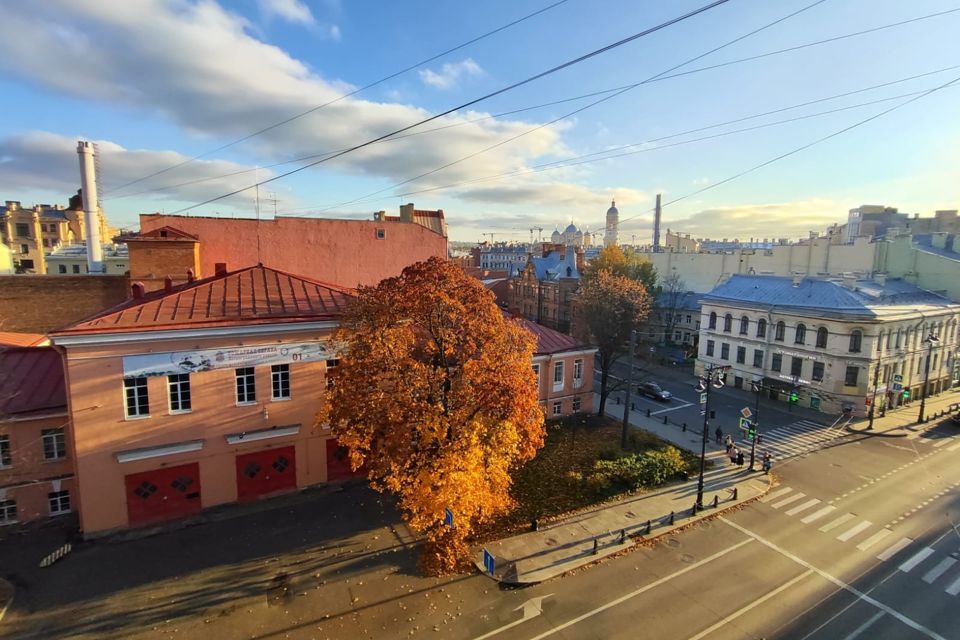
[104,0,573,196]
[168,0,733,214]
[280,0,832,215]
[110,8,960,204]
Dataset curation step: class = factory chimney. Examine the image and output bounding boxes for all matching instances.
[652,193,662,253]
[76,140,104,273]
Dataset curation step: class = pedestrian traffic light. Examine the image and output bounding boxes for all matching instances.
[789,389,799,403]
[903,389,911,399]
[747,426,756,441]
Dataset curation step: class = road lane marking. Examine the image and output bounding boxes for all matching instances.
[771,493,806,509]
[876,537,913,561]
[843,611,885,640]
[649,401,694,415]
[922,558,957,584]
[837,521,872,542]
[933,439,951,448]
[720,517,949,640]
[785,498,821,516]
[760,487,793,503]
[801,505,836,524]
[856,529,893,552]
[899,547,935,573]
[946,574,960,596]
[948,442,960,452]
[472,595,552,640]
[819,513,856,532]
[684,569,814,640]
[524,538,754,640]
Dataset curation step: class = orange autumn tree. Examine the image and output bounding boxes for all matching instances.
[320,257,545,574]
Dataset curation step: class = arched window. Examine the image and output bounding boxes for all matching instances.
[739,316,749,335]
[816,327,828,348]
[795,323,806,345]
[775,321,785,342]
[849,329,863,353]
[723,314,732,332]
[757,318,767,338]
[708,312,717,329]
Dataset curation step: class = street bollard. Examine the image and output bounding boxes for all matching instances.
[646,408,651,417]
[592,538,599,555]
[619,529,627,544]
[645,519,652,535]
[682,423,687,432]
[663,416,668,424]
[692,501,698,516]
[669,511,675,525]
[732,487,739,500]
[531,518,539,532]
[712,495,719,508]
[616,397,620,405]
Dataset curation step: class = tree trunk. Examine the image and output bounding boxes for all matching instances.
[598,366,609,416]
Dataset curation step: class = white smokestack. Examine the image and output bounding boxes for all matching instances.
[76,140,104,273]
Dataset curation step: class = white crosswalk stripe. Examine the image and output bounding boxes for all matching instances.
[876,537,913,561]
[800,505,836,524]
[819,513,856,532]
[922,557,957,584]
[899,547,935,573]
[856,528,893,552]
[735,419,839,462]
[837,520,872,542]
[771,493,806,509]
[760,487,793,503]
[946,574,960,596]
[785,498,821,516]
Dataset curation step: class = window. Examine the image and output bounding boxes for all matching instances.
[674,331,682,342]
[720,343,730,360]
[552,401,562,416]
[686,315,692,324]
[72,264,80,274]
[41,428,66,460]
[0,500,16,525]
[57,264,66,274]
[849,329,863,353]
[775,321,786,342]
[736,346,746,364]
[532,363,540,386]
[168,374,192,412]
[15,222,29,237]
[723,314,732,332]
[794,323,806,345]
[753,349,764,368]
[877,331,884,353]
[271,364,291,400]
[573,359,583,388]
[375,228,385,239]
[739,316,749,335]
[896,329,902,348]
[42,238,49,247]
[771,353,782,372]
[816,327,828,348]
[708,312,717,329]
[572,396,581,413]
[706,340,715,357]
[124,376,149,417]
[844,366,860,386]
[236,367,256,404]
[0,435,10,467]
[48,490,71,515]
[20,244,28,255]
[812,361,824,382]
[790,357,803,377]
[325,359,339,389]
[40,223,47,232]
[553,361,564,391]
[757,318,767,339]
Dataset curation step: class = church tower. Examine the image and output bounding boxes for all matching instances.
[604,199,619,247]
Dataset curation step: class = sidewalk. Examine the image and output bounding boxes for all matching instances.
[846,388,960,435]
[473,393,770,584]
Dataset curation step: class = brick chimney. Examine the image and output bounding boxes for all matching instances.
[214,262,228,276]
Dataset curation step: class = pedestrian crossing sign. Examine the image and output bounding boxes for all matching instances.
[739,417,751,431]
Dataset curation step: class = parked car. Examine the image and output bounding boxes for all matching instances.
[637,381,673,401]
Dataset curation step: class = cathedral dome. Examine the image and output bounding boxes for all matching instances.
[607,199,618,216]
[564,222,578,234]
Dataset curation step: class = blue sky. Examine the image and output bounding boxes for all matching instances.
[1,0,958,243]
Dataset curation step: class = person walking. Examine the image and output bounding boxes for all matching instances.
[729,447,739,466]
[762,452,772,474]
[736,450,745,468]
[715,426,723,444]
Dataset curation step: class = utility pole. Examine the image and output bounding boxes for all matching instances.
[917,334,940,423]
[621,329,637,449]
[867,360,881,430]
[696,364,728,508]
[749,380,762,470]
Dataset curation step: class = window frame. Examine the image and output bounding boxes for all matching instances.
[757,318,767,338]
[775,321,786,342]
[271,364,291,401]
[844,365,860,386]
[167,373,192,413]
[720,343,730,360]
[41,428,66,460]
[706,340,715,357]
[235,367,257,405]
[739,316,749,335]
[849,329,863,353]
[794,323,806,345]
[572,359,583,389]
[812,361,825,382]
[752,349,764,368]
[771,353,782,372]
[0,435,11,467]
[0,499,16,525]
[723,314,732,332]
[48,490,71,515]
[736,346,746,364]
[553,361,564,392]
[123,376,150,419]
[708,312,717,330]
[790,356,803,378]
[816,327,828,348]
[532,363,540,387]
[552,401,562,416]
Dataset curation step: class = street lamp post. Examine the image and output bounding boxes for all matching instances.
[696,364,728,509]
[917,334,940,424]
[621,329,637,449]
[867,360,881,430]
[749,380,762,470]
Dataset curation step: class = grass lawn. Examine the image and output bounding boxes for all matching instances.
[477,414,704,539]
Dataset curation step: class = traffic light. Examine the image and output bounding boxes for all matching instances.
[747,425,757,441]
[789,389,799,403]
[903,389,911,400]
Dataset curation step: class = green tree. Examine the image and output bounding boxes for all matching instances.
[583,245,657,291]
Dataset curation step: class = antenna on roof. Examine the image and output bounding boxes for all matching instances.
[254,166,263,265]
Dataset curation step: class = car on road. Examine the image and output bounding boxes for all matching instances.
[637,381,673,402]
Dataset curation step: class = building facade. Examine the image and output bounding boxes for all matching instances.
[50,264,358,536]
[45,243,129,275]
[516,318,596,418]
[479,243,530,276]
[508,246,583,333]
[0,347,75,527]
[696,274,960,416]
[647,291,701,352]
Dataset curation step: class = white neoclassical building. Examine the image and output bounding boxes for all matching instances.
[696,274,960,416]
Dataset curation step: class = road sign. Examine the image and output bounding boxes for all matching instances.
[483,548,495,576]
[740,407,753,419]
[700,392,708,405]
[444,507,454,528]
[892,383,903,391]
[894,374,903,383]
[738,417,752,431]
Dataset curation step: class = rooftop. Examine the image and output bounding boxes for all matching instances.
[514,317,591,355]
[0,347,66,417]
[53,264,354,336]
[0,332,49,348]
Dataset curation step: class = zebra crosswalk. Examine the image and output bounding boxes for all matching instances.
[760,484,960,599]
[734,419,842,462]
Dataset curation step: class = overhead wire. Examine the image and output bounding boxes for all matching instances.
[167,0,734,214]
[104,0,574,195]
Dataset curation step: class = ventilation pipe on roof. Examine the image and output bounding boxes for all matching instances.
[791,273,802,287]
[164,276,173,293]
[214,262,228,276]
[132,282,145,299]
[186,268,195,283]
[874,272,887,287]
[76,140,104,274]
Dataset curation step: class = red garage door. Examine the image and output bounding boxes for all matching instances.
[326,439,365,482]
[125,463,202,528]
[236,446,297,501]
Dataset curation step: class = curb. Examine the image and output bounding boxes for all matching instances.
[474,472,773,584]
[0,577,14,625]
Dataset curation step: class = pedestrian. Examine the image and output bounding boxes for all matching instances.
[725,441,733,456]
[736,450,745,467]
[762,452,772,474]
[725,434,733,448]
[715,426,722,444]
[729,447,738,465]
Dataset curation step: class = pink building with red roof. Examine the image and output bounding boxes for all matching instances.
[0,347,74,526]
[514,318,597,417]
[50,264,359,535]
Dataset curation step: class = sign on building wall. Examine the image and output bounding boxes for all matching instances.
[122,341,339,377]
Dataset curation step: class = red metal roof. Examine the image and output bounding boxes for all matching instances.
[53,264,355,335]
[513,317,590,355]
[121,225,199,242]
[0,347,66,417]
[0,332,48,348]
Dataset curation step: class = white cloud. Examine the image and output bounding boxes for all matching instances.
[0,2,564,204]
[457,181,647,211]
[662,199,844,239]
[418,58,484,90]
[257,0,314,25]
